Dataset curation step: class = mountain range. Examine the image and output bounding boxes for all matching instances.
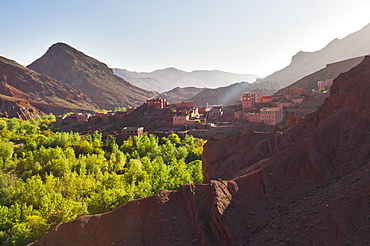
[113,67,258,92]
[187,22,370,108]
[2,23,370,117]
[114,23,370,105]
[188,55,365,108]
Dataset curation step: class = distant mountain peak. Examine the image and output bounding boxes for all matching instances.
[152,67,186,73]
[290,51,310,62]
[49,42,75,50]
[28,43,155,109]
[114,67,258,92]
[163,67,178,70]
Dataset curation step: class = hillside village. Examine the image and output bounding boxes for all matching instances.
[3,3,370,244]
[53,79,333,140]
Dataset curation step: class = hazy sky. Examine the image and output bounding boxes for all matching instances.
[2,0,370,76]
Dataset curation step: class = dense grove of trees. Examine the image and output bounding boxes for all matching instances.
[0,115,205,245]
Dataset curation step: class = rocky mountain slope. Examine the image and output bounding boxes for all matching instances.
[32,55,370,245]
[256,23,370,89]
[0,56,98,118]
[0,74,42,119]
[273,55,366,98]
[28,43,156,110]
[158,86,206,104]
[274,56,365,106]
[266,56,366,115]
[190,80,280,107]
[113,67,258,92]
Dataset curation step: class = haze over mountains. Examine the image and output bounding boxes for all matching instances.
[180,55,367,108]
[1,23,370,116]
[111,23,370,106]
[190,81,280,107]
[191,23,370,108]
[113,67,259,92]
[280,55,366,92]
[157,86,206,104]
[256,23,370,88]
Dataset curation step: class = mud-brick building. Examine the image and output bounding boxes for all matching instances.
[173,115,189,126]
[242,92,256,109]
[146,98,167,109]
[121,126,144,139]
[260,107,283,125]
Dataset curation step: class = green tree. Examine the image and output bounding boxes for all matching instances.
[0,119,205,245]
[0,141,13,164]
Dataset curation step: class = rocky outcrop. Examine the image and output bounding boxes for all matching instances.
[0,97,42,120]
[32,56,370,245]
[285,111,298,126]
[0,75,41,119]
[0,74,30,100]
[28,43,156,109]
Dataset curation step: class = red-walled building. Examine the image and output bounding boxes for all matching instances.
[261,96,273,103]
[242,92,256,109]
[255,93,264,103]
[260,107,284,125]
[146,98,167,109]
[246,112,261,123]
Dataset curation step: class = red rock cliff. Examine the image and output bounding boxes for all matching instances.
[32,56,370,245]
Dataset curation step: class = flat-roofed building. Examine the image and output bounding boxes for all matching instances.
[121,126,144,138]
[242,92,256,109]
[173,115,189,126]
[146,98,167,109]
[246,112,261,123]
[260,107,284,125]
